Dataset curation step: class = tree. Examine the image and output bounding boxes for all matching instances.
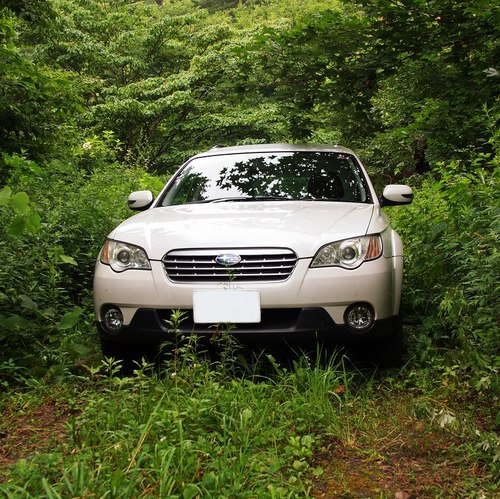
[229,0,499,175]
[355,0,500,173]
[0,6,79,165]
[33,0,285,171]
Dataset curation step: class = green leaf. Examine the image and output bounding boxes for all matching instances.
[1,314,32,331]
[10,192,30,215]
[312,466,324,477]
[19,294,38,311]
[6,216,27,236]
[0,186,12,206]
[66,342,90,356]
[58,307,84,330]
[26,212,42,234]
[182,484,200,499]
[59,254,78,266]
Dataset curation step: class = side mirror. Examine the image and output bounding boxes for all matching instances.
[127,190,154,211]
[380,185,414,207]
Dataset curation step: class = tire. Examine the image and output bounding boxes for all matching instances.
[100,338,159,372]
[370,315,404,367]
[372,322,404,367]
[350,315,405,368]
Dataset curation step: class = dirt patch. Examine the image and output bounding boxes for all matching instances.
[0,401,71,482]
[311,439,484,497]
[311,397,491,498]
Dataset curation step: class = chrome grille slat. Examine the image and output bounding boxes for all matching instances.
[163,264,296,270]
[162,248,298,282]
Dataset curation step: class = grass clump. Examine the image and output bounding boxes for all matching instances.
[0,344,351,497]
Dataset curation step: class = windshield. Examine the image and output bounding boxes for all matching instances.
[160,151,372,206]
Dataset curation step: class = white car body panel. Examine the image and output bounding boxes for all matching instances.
[94,256,397,326]
[108,202,379,260]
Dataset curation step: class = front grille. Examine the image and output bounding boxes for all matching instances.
[162,248,298,282]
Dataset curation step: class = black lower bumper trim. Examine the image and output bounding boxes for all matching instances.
[97,307,399,346]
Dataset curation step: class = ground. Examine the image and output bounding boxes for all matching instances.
[313,392,500,499]
[311,397,491,497]
[0,400,71,483]
[1,390,495,497]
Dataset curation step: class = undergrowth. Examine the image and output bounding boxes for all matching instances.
[389,159,499,397]
[1,340,498,497]
[0,138,498,496]
[1,341,354,497]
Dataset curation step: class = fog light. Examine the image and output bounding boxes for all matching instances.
[345,304,374,331]
[103,307,123,332]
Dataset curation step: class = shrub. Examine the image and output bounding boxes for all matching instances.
[389,156,499,376]
[0,151,164,371]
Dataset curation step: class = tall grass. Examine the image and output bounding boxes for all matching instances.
[1,344,355,497]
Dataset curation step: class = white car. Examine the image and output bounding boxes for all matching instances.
[94,144,413,364]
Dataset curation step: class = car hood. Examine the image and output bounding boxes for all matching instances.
[109,202,379,260]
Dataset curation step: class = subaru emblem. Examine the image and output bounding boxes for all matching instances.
[215,253,241,266]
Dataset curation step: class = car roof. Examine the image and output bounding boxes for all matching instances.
[192,143,356,159]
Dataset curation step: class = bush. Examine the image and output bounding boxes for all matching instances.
[0,150,164,372]
[389,156,499,376]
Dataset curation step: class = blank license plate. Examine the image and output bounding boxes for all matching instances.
[193,289,261,324]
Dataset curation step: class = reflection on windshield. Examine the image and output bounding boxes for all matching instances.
[161,152,371,206]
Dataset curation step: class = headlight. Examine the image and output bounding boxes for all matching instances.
[99,239,151,272]
[311,235,382,269]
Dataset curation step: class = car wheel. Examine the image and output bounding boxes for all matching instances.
[100,338,159,371]
[350,315,404,368]
[369,315,404,367]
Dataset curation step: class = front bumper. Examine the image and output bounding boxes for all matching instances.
[95,255,403,323]
[97,307,400,346]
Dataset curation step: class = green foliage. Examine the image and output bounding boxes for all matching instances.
[34,0,283,171]
[0,352,350,495]
[0,0,496,423]
[1,352,497,494]
[0,149,163,372]
[2,0,57,30]
[0,8,80,162]
[0,0,498,492]
[356,0,499,173]
[390,158,499,379]
[227,0,499,175]
[192,0,242,12]
[0,185,41,235]
[230,8,375,142]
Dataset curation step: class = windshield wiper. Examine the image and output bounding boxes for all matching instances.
[186,196,347,204]
[250,196,293,201]
[298,197,344,202]
[211,196,257,203]
[189,196,293,204]
[184,197,248,204]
